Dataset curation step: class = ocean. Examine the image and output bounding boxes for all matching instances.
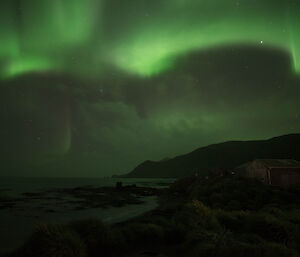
[0,177,175,254]
[0,177,174,196]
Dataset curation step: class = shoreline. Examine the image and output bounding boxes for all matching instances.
[0,184,163,255]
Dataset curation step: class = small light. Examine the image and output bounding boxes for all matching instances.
[260,40,264,44]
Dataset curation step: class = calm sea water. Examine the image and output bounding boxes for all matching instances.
[0,177,175,196]
[0,177,175,254]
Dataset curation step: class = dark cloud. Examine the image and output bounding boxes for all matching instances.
[1,45,300,176]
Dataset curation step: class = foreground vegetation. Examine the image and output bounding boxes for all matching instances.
[8,177,300,257]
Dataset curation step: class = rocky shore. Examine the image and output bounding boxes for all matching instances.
[0,183,161,213]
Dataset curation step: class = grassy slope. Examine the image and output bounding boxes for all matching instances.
[9,176,300,257]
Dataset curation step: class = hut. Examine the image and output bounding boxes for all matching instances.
[236,159,300,187]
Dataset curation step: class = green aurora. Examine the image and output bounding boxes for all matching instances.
[0,0,300,176]
[1,0,300,79]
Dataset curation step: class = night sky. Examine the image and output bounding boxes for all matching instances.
[0,0,300,177]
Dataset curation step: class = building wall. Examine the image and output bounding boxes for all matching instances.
[246,161,270,183]
[238,161,300,186]
[270,168,300,187]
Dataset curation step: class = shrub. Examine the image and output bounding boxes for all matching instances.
[222,241,263,257]
[69,219,116,257]
[286,224,300,252]
[263,242,299,257]
[122,223,164,247]
[175,200,220,231]
[237,233,264,245]
[245,213,289,243]
[164,223,186,245]
[216,210,248,231]
[187,242,216,257]
[209,192,224,207]
[170,177,198,195]
[20,223,86,257]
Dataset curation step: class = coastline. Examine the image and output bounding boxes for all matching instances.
[0,183,164,255]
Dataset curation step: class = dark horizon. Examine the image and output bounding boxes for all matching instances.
[1,132,300,178]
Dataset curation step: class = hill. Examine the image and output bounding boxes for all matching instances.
[122,134,300,178]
